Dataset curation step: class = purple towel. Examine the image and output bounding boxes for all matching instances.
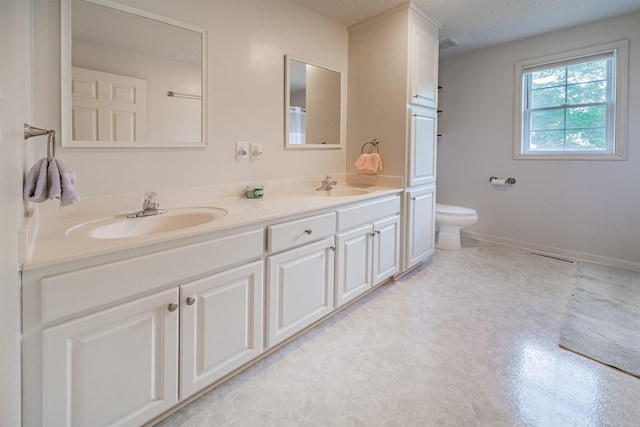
[24,158,80,208]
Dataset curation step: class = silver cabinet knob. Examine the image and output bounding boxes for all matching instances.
[304,229,313,235]
[186,297,196,306]
[168,303,178,312]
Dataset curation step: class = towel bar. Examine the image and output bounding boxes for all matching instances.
[166,91,201,100]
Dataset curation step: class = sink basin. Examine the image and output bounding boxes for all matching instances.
[315,187,371,197]
[66,207,227,239]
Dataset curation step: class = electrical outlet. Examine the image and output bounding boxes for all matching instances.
[250,142,263,161]
[236,141,249,160]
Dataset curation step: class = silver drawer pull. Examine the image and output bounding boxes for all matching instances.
[330,246,336,251]
[186,297,196,306]
[167,303,178,312]
[304,229,313,235]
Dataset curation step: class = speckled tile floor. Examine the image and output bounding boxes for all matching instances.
[156,239,640,427]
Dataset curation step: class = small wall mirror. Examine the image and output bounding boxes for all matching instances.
[61,0,207,147]
[285,55,343,149]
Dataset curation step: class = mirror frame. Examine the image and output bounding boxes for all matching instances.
[284,54,344,150]
[61,0,208,148]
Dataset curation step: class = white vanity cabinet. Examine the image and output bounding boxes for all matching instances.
[405,185,436,269]
[180,261,263,398]
[41,288,179,427]
[335,196,401,307]
[22,228,264,427]
[266,213,336,348]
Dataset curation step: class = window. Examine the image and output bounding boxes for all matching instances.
[514,40,628,160]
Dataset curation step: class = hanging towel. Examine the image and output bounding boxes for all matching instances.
[355,153,383,174]
[24,158,80,208]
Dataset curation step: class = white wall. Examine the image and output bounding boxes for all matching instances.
[438,12,640,268]
[0,1,32,424]
[34,0,348,197]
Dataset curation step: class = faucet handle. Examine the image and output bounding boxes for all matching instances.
[143,191,159,209]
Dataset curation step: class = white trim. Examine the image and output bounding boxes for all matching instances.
[461,230,640,272]
[513,39,629,160]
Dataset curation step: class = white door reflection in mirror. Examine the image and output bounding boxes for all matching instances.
[72,67,148,142]
[61,0,207,147]
[285,55,343,149]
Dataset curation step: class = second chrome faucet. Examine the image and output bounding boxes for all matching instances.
[316,175,337,191]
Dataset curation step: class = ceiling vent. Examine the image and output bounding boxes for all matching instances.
[439,38,458,50]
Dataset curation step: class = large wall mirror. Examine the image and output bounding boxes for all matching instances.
[61,0,207,147]
[285,55,343,149]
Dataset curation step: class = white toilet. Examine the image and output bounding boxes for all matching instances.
[435,203,478,251]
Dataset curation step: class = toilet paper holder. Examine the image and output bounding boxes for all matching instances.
[489,176,516,185]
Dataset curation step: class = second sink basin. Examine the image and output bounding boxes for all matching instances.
[66,207,227,239]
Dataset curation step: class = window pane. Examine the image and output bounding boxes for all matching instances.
[529,130,565,151]
[531,67,565,89]
[566,60,607,84]
[530,109,564,131]
[566,128,606,150]
[567,81,606,104]
[566,106,606,129]
[530,86,565,108]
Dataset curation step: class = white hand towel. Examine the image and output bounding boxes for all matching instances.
[23,158,50,203]
[24,158,80,208]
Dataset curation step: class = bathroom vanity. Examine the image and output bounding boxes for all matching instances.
[21,0,440,424]
[21,183,402,426]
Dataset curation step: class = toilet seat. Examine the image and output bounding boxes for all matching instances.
[436,203,476,217]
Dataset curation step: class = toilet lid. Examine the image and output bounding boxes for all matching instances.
[436,203,477,216]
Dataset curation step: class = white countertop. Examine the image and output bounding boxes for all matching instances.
[23,181,403,271]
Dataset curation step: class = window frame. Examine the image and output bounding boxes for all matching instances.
[514,40,628,160]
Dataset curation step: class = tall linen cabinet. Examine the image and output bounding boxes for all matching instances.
[347,2,439,272]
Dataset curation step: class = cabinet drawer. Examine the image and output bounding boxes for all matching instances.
[39,229,264,324]
[337,195,401,231]
[268,212,336,254]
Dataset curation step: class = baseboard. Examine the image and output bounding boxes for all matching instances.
[461,230,640,272]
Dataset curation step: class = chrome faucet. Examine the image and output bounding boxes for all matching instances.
[127,191,168,218]
[316,175,337,191]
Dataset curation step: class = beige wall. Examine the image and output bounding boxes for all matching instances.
[438,12,640,268]
[33,0,349,197]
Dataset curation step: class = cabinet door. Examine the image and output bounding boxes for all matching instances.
[41,288,179,427]
[267,237,335,347]
[408,108,437,187]
[405,186,436,270]
[335,224,373,308]
[372,215,401,285]
[408,22,439,109]
[180,261,263,398]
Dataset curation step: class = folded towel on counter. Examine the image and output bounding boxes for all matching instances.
[24,158,80,208]
[355,153,383,174]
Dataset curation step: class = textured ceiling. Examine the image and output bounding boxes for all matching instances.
[289,0,640,57]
